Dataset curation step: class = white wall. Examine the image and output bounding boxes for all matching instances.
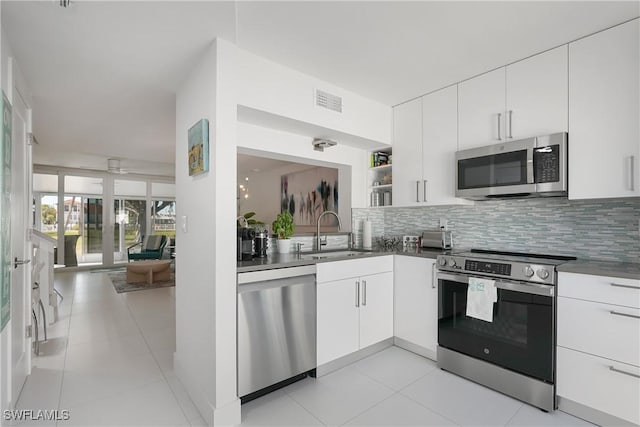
[235,47,392,147]
[174,39,240,426]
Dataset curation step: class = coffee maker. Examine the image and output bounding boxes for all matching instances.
[237,227,256,261]
[254,230,269,258]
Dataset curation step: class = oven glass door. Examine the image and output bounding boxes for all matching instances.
[438,275,554,383]
[457,149,529,190]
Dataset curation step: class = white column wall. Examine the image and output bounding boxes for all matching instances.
[174,39,240,426]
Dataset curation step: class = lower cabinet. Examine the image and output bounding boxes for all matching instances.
[557,272,640,425]
[393,256,438,358]
[317,257,394,366]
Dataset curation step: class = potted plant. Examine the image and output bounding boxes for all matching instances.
[272,211,295,253]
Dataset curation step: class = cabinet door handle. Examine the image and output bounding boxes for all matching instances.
[423,180,428,203]
[628,156,635,191]
[431,262,436,289]
[416,181,420,203]
[610,310,640,320]
[609,366,640,379]
[611,282,640,290]
[507,110,513,139]
[355,280,360,308]
[362,280,367,306]
[496,113,502,141]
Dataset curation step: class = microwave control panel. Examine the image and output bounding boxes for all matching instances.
[534,145,560,183]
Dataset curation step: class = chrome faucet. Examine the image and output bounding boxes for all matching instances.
[316,210,342,251]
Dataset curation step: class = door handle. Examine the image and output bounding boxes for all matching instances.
[431,262,436,289]
[609,366,640,379]
[507,110,513,139]
[423,180,427,203]
[416,181,420,203]
[610,310,640,320]
[355,280,360,308]
[362,280,367,306]
[628,156,635,191]
[14,258,31,269]
[496,113,502,141]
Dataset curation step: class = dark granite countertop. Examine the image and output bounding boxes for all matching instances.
[556,259,640,280]
[237,247,452,273]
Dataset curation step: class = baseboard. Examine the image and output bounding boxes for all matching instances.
[316,338,393,377]
[173,353,241,426]
[557,396,637,427]
[393,337,437,361]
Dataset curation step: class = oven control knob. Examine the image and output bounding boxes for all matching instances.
[438,258,447,266]
[524,266,534,277]
[448,258,457,267]
[537,269,550,280]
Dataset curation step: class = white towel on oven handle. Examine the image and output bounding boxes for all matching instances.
[466,277,497,322]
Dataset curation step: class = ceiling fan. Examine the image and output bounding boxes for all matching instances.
[107,158,128,174]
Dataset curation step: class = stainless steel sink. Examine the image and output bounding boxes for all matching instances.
[300,250,370,260]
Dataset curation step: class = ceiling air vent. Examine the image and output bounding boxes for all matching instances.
[315,89,343,113]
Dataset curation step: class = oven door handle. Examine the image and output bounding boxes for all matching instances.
[437,272,554,297]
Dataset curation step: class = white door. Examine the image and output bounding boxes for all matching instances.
[316,278,359,366]
[568,18,640,199]
[458,67,506,150]
[421,85,467,205]
[10,91,31,403]
[358,271,393,349]
[506,45,568,140]
[394,256,438,356]
[392,98,423,206]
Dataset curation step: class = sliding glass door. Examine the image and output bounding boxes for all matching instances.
[114,180,147,263]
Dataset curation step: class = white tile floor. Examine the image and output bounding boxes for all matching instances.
[16,270,595,427]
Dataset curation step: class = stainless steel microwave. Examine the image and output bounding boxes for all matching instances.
[455,133,567,200]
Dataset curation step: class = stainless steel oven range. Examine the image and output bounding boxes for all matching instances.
[436,249,575,412]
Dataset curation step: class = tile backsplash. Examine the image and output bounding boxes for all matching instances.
[352,197,640,263]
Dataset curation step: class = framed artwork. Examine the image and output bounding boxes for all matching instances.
[281,166,339,227]
[188,118,209,176]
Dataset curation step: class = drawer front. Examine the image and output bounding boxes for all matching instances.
[558,297,640,366]
[316,256,393,283]
[557,346,640,425]
[558,272,640,308]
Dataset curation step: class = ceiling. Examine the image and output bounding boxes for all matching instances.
[3,1,638,176]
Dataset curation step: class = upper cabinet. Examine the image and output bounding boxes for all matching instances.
[568,19,640,199]
[506,46,568,140]
[422,85,463,205]
[458,46,568,150]
[392,98,423,207]
[392,87,469,207]
[458,68,506,150]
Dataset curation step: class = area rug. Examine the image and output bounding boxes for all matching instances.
[108,270,175,293]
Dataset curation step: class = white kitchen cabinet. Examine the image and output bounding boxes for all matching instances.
[422,85,466,205]
[506,45,568,140]
[557,271,640,425]
[393,86,469,206]
[458,68,506,150]
[359,272,394,349]
[317,277,360,365]
[316,257,394,367]
[392,98,423,206]
[569,18,640,199]
[557,347,640,426]
[459,46,568,150]
[393,256,438,359]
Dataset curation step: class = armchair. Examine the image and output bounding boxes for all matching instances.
[127,235,167,262]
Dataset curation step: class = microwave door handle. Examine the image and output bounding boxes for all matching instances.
[527,148,534,184]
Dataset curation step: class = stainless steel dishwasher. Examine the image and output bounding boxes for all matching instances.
[237,265,316,402]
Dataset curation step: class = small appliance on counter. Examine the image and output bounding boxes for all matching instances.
[421,229,453,250]
[237,227,256,261]
[253,231,269,258]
